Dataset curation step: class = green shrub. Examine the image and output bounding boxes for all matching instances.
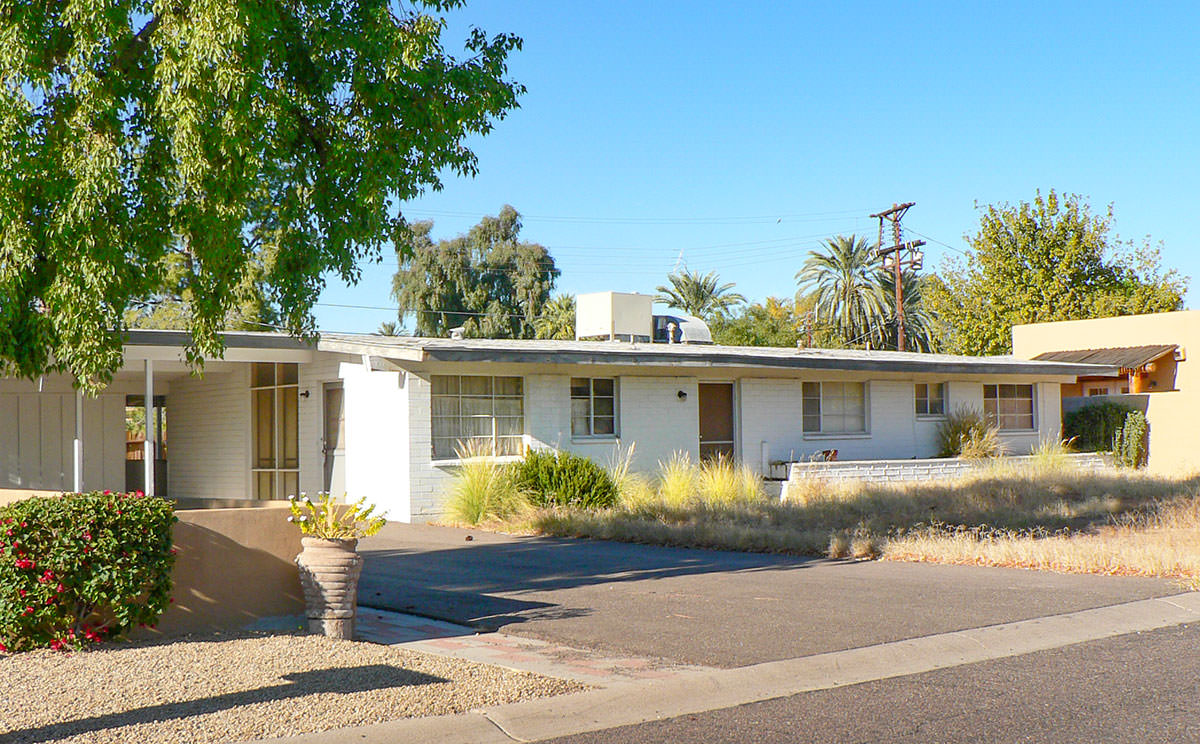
[511,449,618,509]
[937,407,1002,458]
[1113,410,1149,468]
[1064,402,1135,452]
[0,492,177,653]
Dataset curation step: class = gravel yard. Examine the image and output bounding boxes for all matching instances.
[0,631,586,744]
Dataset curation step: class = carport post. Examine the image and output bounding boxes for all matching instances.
[144,359,155,497]
[72,390,83,493]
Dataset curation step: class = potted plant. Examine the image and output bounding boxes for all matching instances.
[288,493,386,640]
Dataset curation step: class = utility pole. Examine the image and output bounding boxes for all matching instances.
[870,202,926,352]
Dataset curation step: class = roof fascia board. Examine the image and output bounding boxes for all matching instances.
[415,348,1115,378]
[316,338,426,362]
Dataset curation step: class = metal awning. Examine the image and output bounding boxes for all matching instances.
[1032,344,1177,371]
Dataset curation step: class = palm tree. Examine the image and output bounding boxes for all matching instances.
[534,294,576,340]
[655,270,746,319]
[795,235,889,347]
[376,321,401,336]
[877,271,939,353]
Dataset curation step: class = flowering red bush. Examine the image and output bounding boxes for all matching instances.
[0,491,177,652]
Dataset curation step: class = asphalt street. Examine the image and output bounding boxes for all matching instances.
[358,523,1178,668]
[545,622,1200,744]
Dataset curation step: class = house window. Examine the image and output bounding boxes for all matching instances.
[802,381,867,434]
[983,384,1035,430]
[1087,386,1108,397]
[251,362,299,500]
[571,378,617,437]
[431,375,524,459]
[915,383,946,417]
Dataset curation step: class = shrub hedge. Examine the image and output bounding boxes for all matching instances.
[1063,401,1136,452]
[510,450,618,509]
[0,492,177,653]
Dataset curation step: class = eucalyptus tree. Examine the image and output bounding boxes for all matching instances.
[795,235,889,347]
[391,206,558,338]
[655,270,746,320]
[0,0,523,391]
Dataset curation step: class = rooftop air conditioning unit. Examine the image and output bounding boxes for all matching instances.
[575,292,654,343]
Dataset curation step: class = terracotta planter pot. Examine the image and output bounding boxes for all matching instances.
[295,537,363,640]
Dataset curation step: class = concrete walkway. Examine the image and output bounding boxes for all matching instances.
[252,591,1200,744]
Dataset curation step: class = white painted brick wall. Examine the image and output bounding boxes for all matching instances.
[168,367,251,499]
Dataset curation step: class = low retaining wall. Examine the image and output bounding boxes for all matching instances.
[786,452,1115,492]
[149,502,304,637]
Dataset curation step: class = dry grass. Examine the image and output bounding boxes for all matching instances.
[505,456,1200,582]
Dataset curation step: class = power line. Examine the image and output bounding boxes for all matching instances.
[402,207,875,226]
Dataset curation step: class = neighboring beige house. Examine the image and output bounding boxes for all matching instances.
[1012,310,1199,473]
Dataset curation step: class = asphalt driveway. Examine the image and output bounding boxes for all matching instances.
[358,523,1179,668]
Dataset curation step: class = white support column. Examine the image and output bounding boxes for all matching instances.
[144,359,155,497]
[73,390,83,493]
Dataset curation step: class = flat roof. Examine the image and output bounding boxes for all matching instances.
[316,332,1116,377]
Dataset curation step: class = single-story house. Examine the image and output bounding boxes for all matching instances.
[1013,310,1198,473]
[2,297,1113,522]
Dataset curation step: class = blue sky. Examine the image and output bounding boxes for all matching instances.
[315,1,1200,333]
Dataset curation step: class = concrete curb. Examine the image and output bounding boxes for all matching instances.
[250,592,1200,744]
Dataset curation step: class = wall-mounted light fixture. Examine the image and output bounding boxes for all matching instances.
[677,390,687,401]
[299,389,311,399]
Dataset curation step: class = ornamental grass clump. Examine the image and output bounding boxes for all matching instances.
[287,492,386,539]
[0,491,177,653]
[445,440,526,526]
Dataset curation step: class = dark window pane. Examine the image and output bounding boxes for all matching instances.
[570,378,590,397]
[594,416,615,435]
[278,363,298,386]
[252,362,275,388]
[592,378,615,396]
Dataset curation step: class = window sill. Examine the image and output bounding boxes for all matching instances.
[915,415,946,421]
[431,455,524,467]
[802,432,871,440]
[571,436,619,444]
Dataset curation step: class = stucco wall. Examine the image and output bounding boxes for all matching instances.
[1013,311,1199,473]
[152,503,303,636]
[340,362,412,521]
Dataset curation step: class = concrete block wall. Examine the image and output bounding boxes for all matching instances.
[785,452,1115,494]
[169,367,251,499]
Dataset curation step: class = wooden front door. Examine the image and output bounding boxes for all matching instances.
[698,383,735,461]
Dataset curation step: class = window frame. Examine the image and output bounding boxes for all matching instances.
[802,380,869,436]
[570,377,618,440]
[914,382,947,418]
[983,383,1037,431]
[431,375,526,460]
[250,362,300,500]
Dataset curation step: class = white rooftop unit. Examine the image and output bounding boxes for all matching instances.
[575,291,654,342]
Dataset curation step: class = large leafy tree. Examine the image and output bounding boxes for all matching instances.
[0,0,523,391]
[926,190,1187,355]
[655,269,745,320]
[391,206,558,338]
[710,297,815,347]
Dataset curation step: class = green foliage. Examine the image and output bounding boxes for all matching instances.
[510,450,618,509]
[446,441,525,526]
[534,294,576,340]
[1113,410,1149,468]
[926,190,1187,355]
[655,270,746,321]
[709,297,809,347]
[0,492,177,653]
[0,1,524,391]
[391,206,558,338]
[937,407,1002,458]
[1064,402,1136,452]
[287,493,386,539]
[795,235,937,351]
[376,321,401,336]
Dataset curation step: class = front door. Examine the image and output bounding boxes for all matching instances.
[698,382,735,461]
[322,383,346,495]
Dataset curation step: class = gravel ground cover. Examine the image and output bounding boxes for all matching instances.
[0,631,586,744]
